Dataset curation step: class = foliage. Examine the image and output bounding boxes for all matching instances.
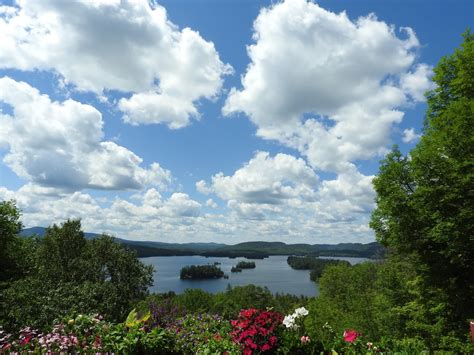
[0,200,25,283]
[287,256,351,281]
[279,307,315,353]
[136,285,309,322]
[370,30,474,337]
[0,218,154,331]
[173,288,214,313]
[230,308,283,354]
[179,264,224,279]
[0,313,176,354]
[148,297,187,329]
[306,262,383,340]
[173,313,239,354]
[306,257,474,353]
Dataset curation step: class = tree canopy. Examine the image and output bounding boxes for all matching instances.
[370,31,474,335]
[0,206,154,330]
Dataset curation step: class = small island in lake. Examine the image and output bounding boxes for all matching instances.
[231,261,256,273]
[236,261,256,269]
[231,266,242,272]
[180,264,224,279]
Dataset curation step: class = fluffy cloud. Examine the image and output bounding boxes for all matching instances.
[0,0,231,128]
[0,181,374,244]
[196,151,374,224]
[197,151,318,205]
[402,127,421,143]
[0,77,171,190]
[223,0,431,173]
[400,64,435,102]
[316,167,375,221]
[0,184,202,235]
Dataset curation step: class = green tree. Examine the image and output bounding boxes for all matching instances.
[37,219,87,282]
[370,31,474,336]
[0,200,25,282]
[1,218,154,330]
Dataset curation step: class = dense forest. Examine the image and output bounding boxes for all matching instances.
[0,32,473,354]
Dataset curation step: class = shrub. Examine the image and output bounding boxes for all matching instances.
[172,313,239,354]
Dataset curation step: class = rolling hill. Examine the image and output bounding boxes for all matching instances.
[20,227,383,259]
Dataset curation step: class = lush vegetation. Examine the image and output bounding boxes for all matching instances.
[370,30,474,341]
[179,265,225,279]
[0,206,153,331]
[1,32,473,354]
[287,256,351,281]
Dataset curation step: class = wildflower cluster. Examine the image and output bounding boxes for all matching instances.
[149,299,186,328]
[231,308,283,354]
[0,315,106,353]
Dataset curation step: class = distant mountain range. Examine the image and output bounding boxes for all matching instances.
[20,227,384,259]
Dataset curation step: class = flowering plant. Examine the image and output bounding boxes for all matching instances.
[173,313,239,354]
[279,306,313,353]
[315,322,381,353]
[0,314,107,353]
[282,307,309,330]
[231,308,283,354]
[343,329,359,343]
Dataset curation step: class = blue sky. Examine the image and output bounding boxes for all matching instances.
[0,0,471,244]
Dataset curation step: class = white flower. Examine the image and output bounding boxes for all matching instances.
[294,307,309,317]
[283,315,298,329]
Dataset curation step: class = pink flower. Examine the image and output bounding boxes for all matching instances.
[300,335,311,344]
[343,329,358,343]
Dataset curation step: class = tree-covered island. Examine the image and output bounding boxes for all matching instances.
[236,261,256,269]
[179,264,225,279]
[231,261,256,272]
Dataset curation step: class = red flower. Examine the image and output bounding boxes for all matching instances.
[343,329,358,343]
[20,335,32,345]
[231,308,283,353]
[269,335,277,346]
[240,308,258,318]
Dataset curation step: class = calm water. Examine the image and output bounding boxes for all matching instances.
[140,255,369,297]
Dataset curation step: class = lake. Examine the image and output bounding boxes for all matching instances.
[140,255,369,297]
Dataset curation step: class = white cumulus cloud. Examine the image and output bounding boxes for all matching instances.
[0,77,171,190]
[197,151,318,205]
[0,0,232,128]
[400,64,435,102]
[223,0,432,173]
